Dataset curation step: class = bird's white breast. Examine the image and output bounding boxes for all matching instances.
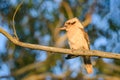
[67,27,89,50]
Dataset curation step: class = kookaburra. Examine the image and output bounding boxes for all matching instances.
[60,17,93,74]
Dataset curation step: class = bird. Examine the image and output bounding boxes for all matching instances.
[60,17,93,74]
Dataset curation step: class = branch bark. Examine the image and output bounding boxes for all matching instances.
[0,28,120,59]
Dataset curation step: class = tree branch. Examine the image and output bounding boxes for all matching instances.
[0,27,120,59]
[12,61,45,76]
[22,71,71,80]
[12,0,24,40]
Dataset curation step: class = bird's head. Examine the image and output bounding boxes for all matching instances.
[60,17,83,31]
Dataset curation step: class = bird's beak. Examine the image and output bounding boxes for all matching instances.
[59,26,66,30]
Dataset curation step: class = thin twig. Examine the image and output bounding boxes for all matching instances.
[12,0,24,40]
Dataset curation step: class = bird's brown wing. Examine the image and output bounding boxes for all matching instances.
[79,28,90,50]
[79,28,93,74]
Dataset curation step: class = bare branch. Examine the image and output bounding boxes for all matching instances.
[12,61,45,76]
[61,1,73,19]
[0,27,120,59]
[82,13,92,27]
[22,71,71,80]
[12,0,24,40]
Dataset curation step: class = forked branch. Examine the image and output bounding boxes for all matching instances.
[0,27,120,59]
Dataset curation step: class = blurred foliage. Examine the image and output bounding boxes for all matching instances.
[0,0,120,80]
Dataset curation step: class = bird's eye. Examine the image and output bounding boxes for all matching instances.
[71,21,76,25]
[66,22,70,25]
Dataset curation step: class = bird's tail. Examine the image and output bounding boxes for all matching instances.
[83,56,93,74]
